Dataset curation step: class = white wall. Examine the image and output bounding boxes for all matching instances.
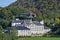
[17,30,31,36]
[17,23,51,36]
[12,23,21,26]
[25,23,44,34]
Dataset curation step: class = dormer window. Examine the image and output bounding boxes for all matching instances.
[40,20,44,25]
[16,18,19,21]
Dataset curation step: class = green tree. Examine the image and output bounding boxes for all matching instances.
[11,26,18,40]
[0,25,3,40]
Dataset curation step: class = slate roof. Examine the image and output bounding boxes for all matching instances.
[20,13,34,18]
[16,26,30,30]
[12,19,24,23]
[33,21,44,25]
[12,18,32,24]
[20,13,31,16]
[44,26,50,29]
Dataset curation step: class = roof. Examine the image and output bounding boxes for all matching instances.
[12,18,32,24]
[20,13,31,16]
[16,26,30,30]
[20,13,34,18]
[12,19,24,23]
[33,21,44,25]
[44,26,50,29]
[12,18,44,26]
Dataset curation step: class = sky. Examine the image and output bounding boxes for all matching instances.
[0,0,17,7]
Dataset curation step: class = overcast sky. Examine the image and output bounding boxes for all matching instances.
[0,0,17,7]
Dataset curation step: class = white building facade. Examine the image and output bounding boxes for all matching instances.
[11,13,51,36]
[12,18,51,37]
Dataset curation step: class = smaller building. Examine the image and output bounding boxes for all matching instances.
[20,13,36,18]
[16,26,31,36]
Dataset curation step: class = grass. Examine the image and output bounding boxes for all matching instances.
[17,37,60,40]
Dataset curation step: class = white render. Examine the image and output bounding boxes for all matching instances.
[12,23,21,26]
[17,23,51,36]
[17,30,31,36]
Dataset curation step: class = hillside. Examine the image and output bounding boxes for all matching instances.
[9,0,60,17]
[1,0,60,18]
